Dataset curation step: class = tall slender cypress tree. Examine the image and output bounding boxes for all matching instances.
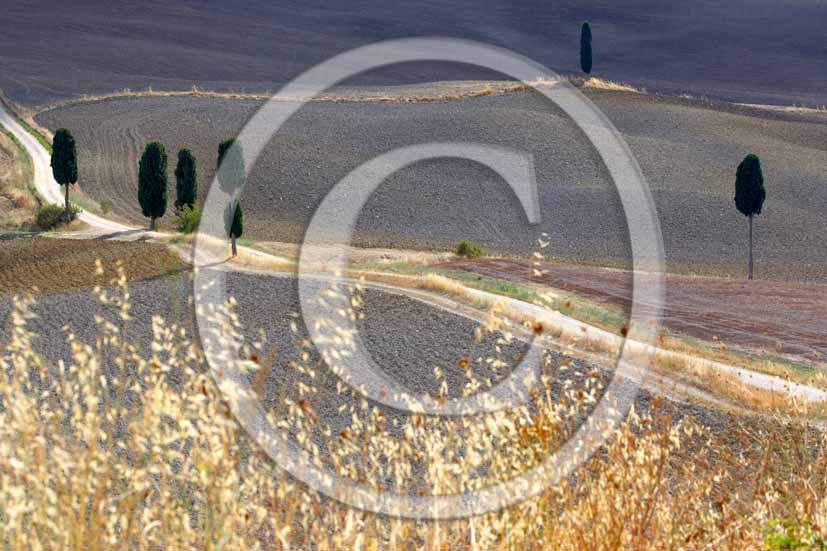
[226,202,243,257]
[734,154,767,280]
[174,148,197,209]
[51,128,78,216]
[580,22,593,74]
[138,142,168,231]
[218,138,245,254]
[217,138,244,195]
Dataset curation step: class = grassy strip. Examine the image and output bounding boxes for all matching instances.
[0,123,37,201]
[354,260,627,329]
[66,190,103,216]
[0,123,40,229]
[0,95,51,153]
[38,81,537,111]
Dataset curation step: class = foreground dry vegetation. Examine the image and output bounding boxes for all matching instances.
[1,264,827,550]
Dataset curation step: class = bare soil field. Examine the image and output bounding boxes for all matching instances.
[3,1,827,108]
[35,87,827,282]
[0,267,534,407]
[440,257,827,364]
[0,236,186,294]
[0,261,769,432]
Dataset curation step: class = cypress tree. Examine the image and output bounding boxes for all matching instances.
[226,202,243,257]
[734,154,767,280]
[218,139,245,254]
[174,148,197,209]
[217,138,245,194]
[580,22,593,75]
[50,128,78,216]
[138,142,168,231]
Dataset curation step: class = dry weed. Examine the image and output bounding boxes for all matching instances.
[0,262,825,549]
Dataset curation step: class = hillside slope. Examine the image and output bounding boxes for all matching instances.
[36,87,827,281]
[3,0,827,107]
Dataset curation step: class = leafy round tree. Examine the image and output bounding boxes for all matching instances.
[138,141,168,231]
[174,149,197,210]
[734,153,766,280]
[50,128,78,216]
[580,22,593,75]
[226,202,243,257]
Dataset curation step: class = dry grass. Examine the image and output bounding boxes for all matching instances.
[1,264,827,549]
[32,75,659,116]
[0,125,38,228]
[36,77,652,112]
[0,236,186,294]
[39,81,540,111]
[658,333,827,390]
[736,102,827,114]
[581,77,642,94]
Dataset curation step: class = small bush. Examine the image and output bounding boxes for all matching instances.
[175,203,200,233]
[99,198,113,214]
[456,240,485,258]
[764,518,827,550]
[35,204,79,230]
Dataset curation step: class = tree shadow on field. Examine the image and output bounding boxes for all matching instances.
[93,229,145,240]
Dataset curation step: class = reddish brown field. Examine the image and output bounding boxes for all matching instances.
[440,257,827,362]
[0,236,186,294]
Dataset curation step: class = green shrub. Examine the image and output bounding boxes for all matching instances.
[455,240,485,258]
[175,204,200,233]
[99,198,113,215]
[35,203,79,230]
[764,518,826,550]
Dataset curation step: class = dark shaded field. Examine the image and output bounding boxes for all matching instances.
[0,267,533,409]
[36,88,827,282]
[3,1,827,108]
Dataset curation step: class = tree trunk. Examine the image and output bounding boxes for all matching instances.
[231,236,237,257]
[64,184,70,215]
[748,215,754,280]
[149,216,156,231]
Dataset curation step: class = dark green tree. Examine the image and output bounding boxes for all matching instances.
[138,142,168,231]
[50,128,78,216]
[217,138,245,194]
[218,138,245,254]
[225,202,243,257]
[580,22,593,75]
[734,154,766,280]
[174,148,197,210]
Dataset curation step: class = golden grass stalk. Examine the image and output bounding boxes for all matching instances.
[1,264,827,549]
